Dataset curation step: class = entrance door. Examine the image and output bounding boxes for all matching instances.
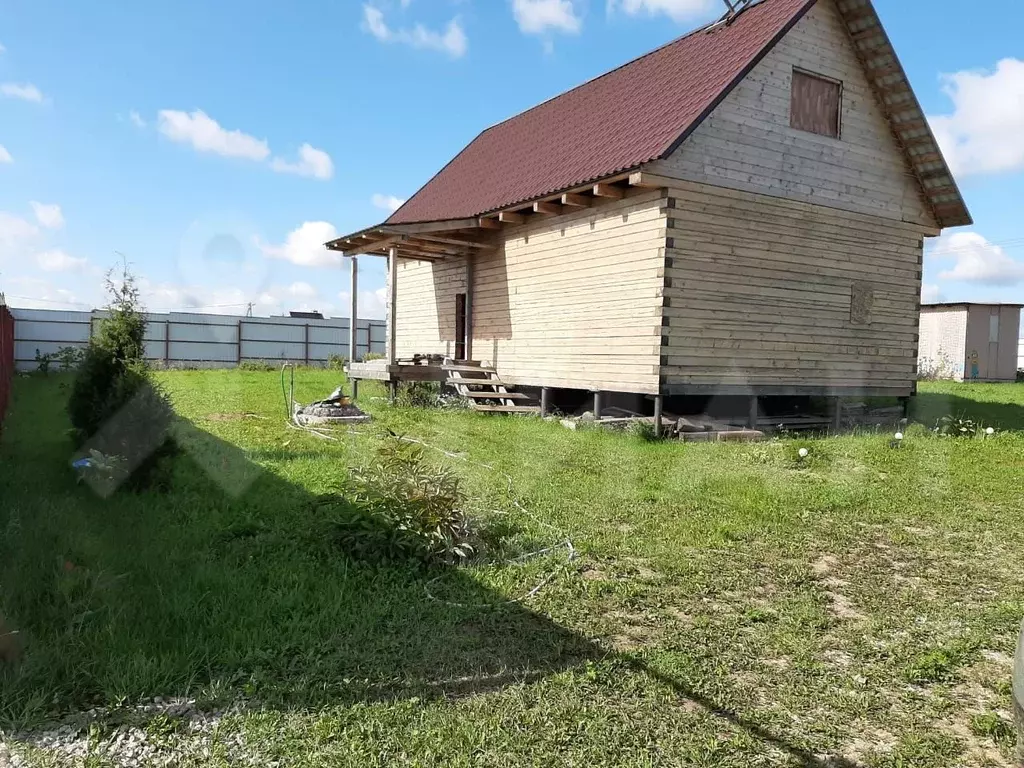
[454,293,467,361]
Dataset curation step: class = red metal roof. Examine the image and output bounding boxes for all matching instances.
[387,0,815,225]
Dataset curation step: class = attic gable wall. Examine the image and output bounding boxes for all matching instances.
[655,0,937,230]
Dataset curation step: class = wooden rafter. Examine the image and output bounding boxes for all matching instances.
[498,211,526,224]
[593,183,624,199]
[533,201,563,216]
[561,192,591,208]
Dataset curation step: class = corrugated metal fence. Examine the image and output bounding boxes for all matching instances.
[11,308,386,371]
[0,304,13,425]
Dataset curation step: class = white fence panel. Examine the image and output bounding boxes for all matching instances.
[11,309,385,371]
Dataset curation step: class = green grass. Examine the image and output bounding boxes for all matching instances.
[1,371,1023,766]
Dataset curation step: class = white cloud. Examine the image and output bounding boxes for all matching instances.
[2,276,88,310]
[512,0,582,34]
[270,143,335,180]
[259,221,342,268]
[929,231,1024,285]
[0,212,39,248]
[928,58,1024,177]
[35,249,88,273]
[607,0,716,22]
[338,286,388,320]
[372,193,406,213]
[0,145,11,164]
[921,283,942,303]
[363,5,467,58]
[1,82,45,103]
[30,201,64,230]
[157,109,270,161]
[129,110,146,128]
[0,43,6,54]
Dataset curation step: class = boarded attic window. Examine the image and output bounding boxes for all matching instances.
[791,69,841,138]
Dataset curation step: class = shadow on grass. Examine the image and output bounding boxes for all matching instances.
[913,391,1024,431]
[0,379,855,767]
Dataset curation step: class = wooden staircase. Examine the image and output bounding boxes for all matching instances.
[442,360,540,414]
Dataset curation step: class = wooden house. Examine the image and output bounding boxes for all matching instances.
[328,0,970,425]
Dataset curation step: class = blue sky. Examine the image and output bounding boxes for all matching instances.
[1,0,1023,319]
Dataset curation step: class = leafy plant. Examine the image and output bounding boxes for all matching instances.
[67,263,176,492]
[934,414,988,438]
[363,352,385,361]
[333,436,475,564]
[327,354,348,370]
[239,360,275,372]
[55,346,86,371]
[33,349,53,375]
[627,419,659,442]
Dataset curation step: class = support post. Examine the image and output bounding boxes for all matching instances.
[349,256,358,363]
[164,321,170,366]
[747,395,758,430]
[387,247,398,366]
[653,394,664,438]
[898,396,910,421]
[833,397,843,432]
[540,387,550,417]
[465,256,474,362]
[303,323,310,366]
[593,391,603,420]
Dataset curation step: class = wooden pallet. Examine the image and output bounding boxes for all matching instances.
[442,359,539,415]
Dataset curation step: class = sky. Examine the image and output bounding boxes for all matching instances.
[1,0,1023,320]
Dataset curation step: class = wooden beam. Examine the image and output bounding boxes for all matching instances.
[342,235,404,257]
[411,233,493,250]
[387,247,398,365]
[381,218,479,235]
[349,256,359,374]
[628,171,663,188]
[478,217,502,230]
[498,211,525,224]
[593,183,624,199]
[533,201,563,216]
[561,193,591,208]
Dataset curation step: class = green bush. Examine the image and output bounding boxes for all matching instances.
[627,420,659,442]
[239,360,275,372]
[327,354,347,370]
[67,265,176,492]
[331,436,475,565]
[363,352,385,361]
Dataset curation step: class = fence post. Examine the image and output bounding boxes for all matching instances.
[164,321,171,366]
[236,320,243,366]
[304,323,310,366]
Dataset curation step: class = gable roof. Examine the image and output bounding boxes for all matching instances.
[379,0,969,231]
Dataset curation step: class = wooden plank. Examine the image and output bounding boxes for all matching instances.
[460,391,530,400]
[593,183,624,199]
[561,193,591,208]
[471,405,540,414]
[478,217,502,230]
[499,211,526,224]
[533,201,563,216]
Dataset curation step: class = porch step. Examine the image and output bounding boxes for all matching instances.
[442,358,539,415]
[472,405,541,414]
[460,390,531,400]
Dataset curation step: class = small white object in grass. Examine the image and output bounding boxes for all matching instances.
[986,427,995,435]
[798,448,809,459]
[894,432,904,441]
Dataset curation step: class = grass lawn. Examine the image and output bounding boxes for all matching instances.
[1,370,1023,767]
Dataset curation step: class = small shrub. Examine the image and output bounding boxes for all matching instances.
[333,436,475,564]
[67,264,176,492]
[239,360,275,372]
[363,352,385,361]
[33,349,53,375]
[55,346,86,371]
[627,419,659,442]
[327,354,348,370]
[934,414,988,438]
[397,381,442,408]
